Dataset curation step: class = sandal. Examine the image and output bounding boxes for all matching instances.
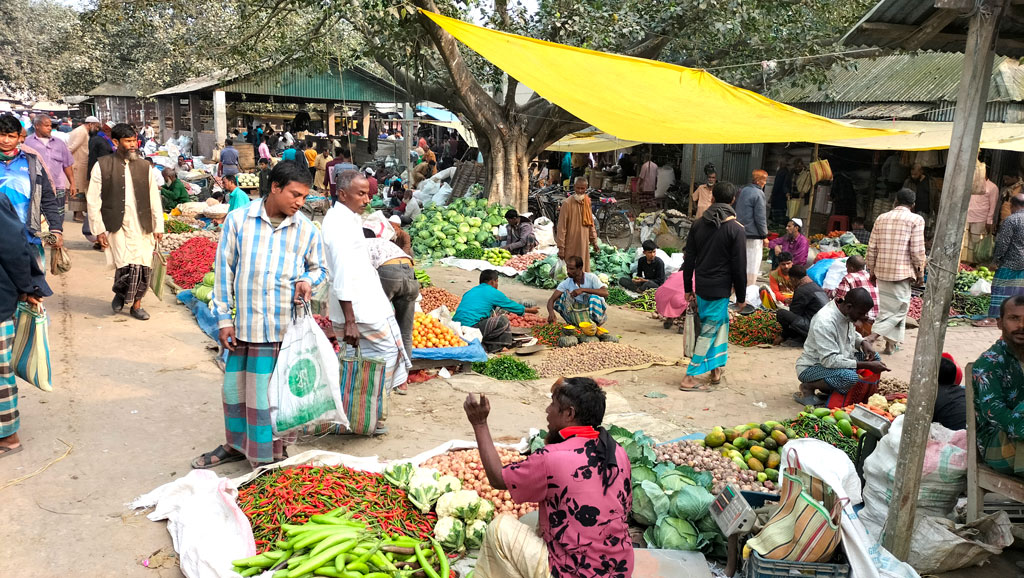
[709,369,724,385]
[0,445,23,459]
[191,445,245,469]
[679,383,713,392]
[792,392,824,407]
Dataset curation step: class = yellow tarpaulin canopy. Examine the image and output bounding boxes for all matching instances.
[548,130,643,153]
[822,120,1024,152]
[421,10,901,145]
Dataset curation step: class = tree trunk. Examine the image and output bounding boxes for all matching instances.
[477,126,530,210]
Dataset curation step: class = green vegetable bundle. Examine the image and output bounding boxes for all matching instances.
[520,255,559,289]
[629,289,657,312]
[414,269,432,288]
[591,243,634,278]
[841,243,867,257]
[408,196,511,260]
[232,510,449,578]
[607,286,632,305]
[455,246,484,260]
[951,293,990,317]
[165,219,195,234]
[472,355,539,381]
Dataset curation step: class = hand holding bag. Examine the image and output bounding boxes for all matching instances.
[13,302,53,392]
[682,306,699,359]
[150,241,167,299]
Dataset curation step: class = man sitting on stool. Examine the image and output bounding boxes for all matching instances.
[793,287,889,406]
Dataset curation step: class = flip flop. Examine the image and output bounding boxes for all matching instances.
[679,383,713,392]
[191,446,245,469]
[0,445,23,459]
[709,370,724,385]
[792,392,823,406]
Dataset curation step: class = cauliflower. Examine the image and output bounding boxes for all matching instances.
[476,499,495,522]
[433,516,466,552]
[439,475,462,493]
[408,468,444,513]
[465,520,488,550]
[888,402,907,417]
[867,394,889,411]
[436,491,458,518]
[436,490,483,521]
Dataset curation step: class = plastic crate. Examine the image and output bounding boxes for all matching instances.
[745,550,850,578]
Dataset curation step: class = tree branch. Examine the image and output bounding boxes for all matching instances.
[623,35,671,60]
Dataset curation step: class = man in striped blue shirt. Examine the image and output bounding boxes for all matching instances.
[192,160,327,470]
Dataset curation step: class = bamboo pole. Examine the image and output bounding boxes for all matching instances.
[806,143,819,236]
[689,145,698,217]
[880,0,1006,560]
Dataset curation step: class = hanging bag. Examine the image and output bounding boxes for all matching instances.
[150,241,168,299]
[338,343,388,435]
[682,306,699,359]
[12,302,53,392]
[267,302,346,435]
[810,159,833,184]
[747,448,846,563]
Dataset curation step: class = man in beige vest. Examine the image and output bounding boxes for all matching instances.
[87,123,163,320]
[68,116,100,224]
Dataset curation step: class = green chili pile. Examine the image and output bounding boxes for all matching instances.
[607,286,632,305]
[238,465,437,552]
[728,310,782,347]
[628,289,657,312]
[788,414,859,463]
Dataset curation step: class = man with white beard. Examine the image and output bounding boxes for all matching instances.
[86,123,163,320]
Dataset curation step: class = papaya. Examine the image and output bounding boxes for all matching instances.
[750,446,770,462]
[724,428,738,442]
[822,416,838,426]
[746,422,760,429]
[759,423,773,435]
[837,419,854,438]
[764,468,779,482]
[732,437,748,451]
[762,438,778,451]
[747,457,765,472]
[756,472,768,483]
[705,430,726,448]
[746,428,767,442]
[764,420,781,429]
[733,457,749,470]
[833,410,849,422]
[723,442,737,452]
[784,428,798,440]
[767,452,781,470]
[771,430,789,446]
[734,425,750,434]
[812,407,832,418]
[772,424,787,432]
[728,450,743,461]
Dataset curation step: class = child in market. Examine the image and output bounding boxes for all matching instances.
[257,157,272,198]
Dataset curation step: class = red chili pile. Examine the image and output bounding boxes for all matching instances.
[532,323,561,346]
[237,465,437,552]
[728,309,782,347]
[507,312,548,327]
[167,237,218,289]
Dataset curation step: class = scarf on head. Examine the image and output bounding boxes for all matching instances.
[576,194,594,227]
[702,203,737,228]
[559,425,620,494]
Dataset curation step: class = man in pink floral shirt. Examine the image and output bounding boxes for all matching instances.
[466,378,633,578]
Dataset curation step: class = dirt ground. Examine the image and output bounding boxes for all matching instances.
[0,223,1005,577]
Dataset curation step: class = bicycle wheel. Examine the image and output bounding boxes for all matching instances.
[602,212,633,250]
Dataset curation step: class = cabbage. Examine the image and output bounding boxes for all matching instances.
[632,480,670,526]
[458,223,471,234]
[464,520,487,550]
[669,485,715,520]
[435,231,447,241]
[632,465,657,486]
[454,234,467,244]
[648,517,702,551]
[442,239,454,248]
[468,217,482,227]
[202,272,216,287]
[658,470,697,492]
[433,517,466,552]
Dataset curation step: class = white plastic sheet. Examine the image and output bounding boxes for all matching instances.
[438,256,518,277]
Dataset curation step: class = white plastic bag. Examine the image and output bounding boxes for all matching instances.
[745,285,761,307]
[431,183,453,206]
[822,257,850,292]
[362,210,395,241]
[969,278,992,296]
[268,306,347,435]
[533,217,555,248]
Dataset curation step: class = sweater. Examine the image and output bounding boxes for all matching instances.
[683,209,747,300]
[735,184,768,239]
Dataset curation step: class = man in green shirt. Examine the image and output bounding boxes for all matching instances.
[224,174,251,213]
[454,269,538,352]
[972,295,1024,475]
[160,167,190,211]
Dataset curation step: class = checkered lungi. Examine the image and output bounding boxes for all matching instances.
[0,316,18,438]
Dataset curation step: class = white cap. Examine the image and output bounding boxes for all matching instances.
[364,167,375,176]
[791,218,803,229]
[389,215,402,225]
[84,115,100,123]
[105,120,116,129]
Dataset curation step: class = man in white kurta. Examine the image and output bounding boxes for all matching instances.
[322,169,410,435]
[86,123,163,320]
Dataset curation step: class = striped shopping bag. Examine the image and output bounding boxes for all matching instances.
[747,449,845,563]
[12,302,53,392]
[338,345,387,435]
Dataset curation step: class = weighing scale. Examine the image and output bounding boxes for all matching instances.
[709,485,757,577]
[849,404,892,484]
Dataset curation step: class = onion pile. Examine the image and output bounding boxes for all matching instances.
[420,449,537,517]
[419,287,461,314]
[505,252,546,272]
[655,441,773,494]
[507,313,548,327]
[161,229,221,252]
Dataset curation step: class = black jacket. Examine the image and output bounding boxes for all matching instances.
[683,212,747,300]
[0,195,52,320]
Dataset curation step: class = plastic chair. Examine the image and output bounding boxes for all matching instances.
[965,363,1024,521]
[827,215,849,232]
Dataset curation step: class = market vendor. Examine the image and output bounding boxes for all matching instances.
[768,251,797,305]
[502,209,538,255]
[793,287,889,406]
[454,269,538,352]
[224,174,250,213]
[775,264,827,346]
[767,218,808,268]
[466,378,633,578]
[972,295,1024,475]
[546,256,609,327]
[159,167,189,211]
[619,240,665,292]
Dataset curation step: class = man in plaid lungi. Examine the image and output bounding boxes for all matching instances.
[0,191,53,458]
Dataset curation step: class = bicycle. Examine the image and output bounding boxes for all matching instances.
[591,192,634,250]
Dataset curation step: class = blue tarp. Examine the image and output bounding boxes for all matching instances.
[416,105,458,122]
[807,258,837,287]
[412,338,489,362]
[177,290,220,343]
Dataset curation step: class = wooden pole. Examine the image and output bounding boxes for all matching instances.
[806,143,819,235]
[689,145,698,217]
[881,0,1006,560]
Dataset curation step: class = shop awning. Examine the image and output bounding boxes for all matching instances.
[421,10,902,145]
[417,105,458,122]
[821,120,1024,152]
[547,130,643,153]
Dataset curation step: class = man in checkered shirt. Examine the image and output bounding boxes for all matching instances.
[866,188,927,354]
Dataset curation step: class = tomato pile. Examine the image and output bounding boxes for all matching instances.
[413,313,467,348]
[507,312,548,327]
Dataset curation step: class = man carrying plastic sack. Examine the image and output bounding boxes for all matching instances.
[323,170,410,432]
[193,160,327,470]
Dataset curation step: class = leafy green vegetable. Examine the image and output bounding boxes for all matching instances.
[472,356,539,381]
[607,286,632,305]
[670,485,716,520]
[631,465,657,486]
[632,480,671,526]
[650,517,703,551]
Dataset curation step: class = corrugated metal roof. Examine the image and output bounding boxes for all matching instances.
[842,0,1024,56]
[88,82,141,98]
[771,52,1024,104]
[844,103,933,118]
[150,65,407,103]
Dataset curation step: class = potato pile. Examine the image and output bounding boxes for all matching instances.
[532,342,669,377]
[655,441,771,494]
[877,377,909,396]
[419,287,461,313]
[420,449,538,517]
